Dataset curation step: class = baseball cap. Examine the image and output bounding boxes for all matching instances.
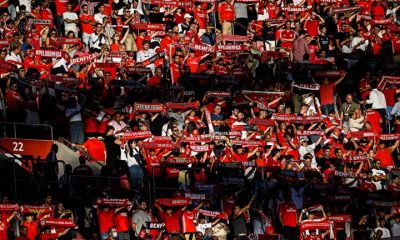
[184,13,193,19]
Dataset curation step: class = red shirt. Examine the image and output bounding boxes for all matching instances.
[359,78,371,100]
[114,211,130,232]
[159,209,184,233]
[218,2,235,21]
[382,87,396,106]
[160,36,175,53]
[84,138,106,161]
[319,83,336,105]
[98,209,116,233]
[280,30,295,49]
[6,90,23,110]
[365,110,382,133]
[266,157,281,168]
[146,155,161,176]
[194,8,208,29]
[55,0,68,16]
[170,62,181,85]
[39,233,58,240]
[24,56,35,70]
[305,20,320,37]
[267,3,278,19]
[375,148,395,167]
[80,14,95,34]
[23,221,38,240]
[278,202,297,227]
[233,153,249,162]
[41,9,54,28]
[174,13,184,24]
[358,180,377,192]
[181,210,197,233]
[221,195,236,216]
[84,117,98,133]
[0,219,10,240]
[186,56,201,73]
[148,76,161,87]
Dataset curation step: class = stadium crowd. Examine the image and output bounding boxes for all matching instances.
[2,0,400,239]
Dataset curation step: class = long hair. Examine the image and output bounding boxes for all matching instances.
[126,139,136,157]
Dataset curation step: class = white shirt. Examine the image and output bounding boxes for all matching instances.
[350,36,369,51]
[89,32,108,50]
[196,223,212,234]
[136,49,156,63]
[349,116,364,132]
[342,44,352,54]
[299,143,317,166]
[374,227,391,238]
[366,89,387,110]
[121,146,140,167]
[303,96,321,116]
[391,102,400,116]
[391,220,400,237]
[136,49,157,71]
[19,0,32,12]
[371,168,386,190]
[94,13,107,24]
[5,52,22,68]
[63,11,79,30]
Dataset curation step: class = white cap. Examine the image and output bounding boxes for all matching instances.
[184,13,193,19]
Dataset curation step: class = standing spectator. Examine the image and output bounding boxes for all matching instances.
[63,2,79,36]
[319,75,345,116]
[278,199,299,240]
[80,4,96,46]
[298,136,322,167]
[391,217,400,237]
[114,208,130,240]
[132,201,151,238]
[136,41,156,72]
[234,1,248,36]
[104,125,122,167]
[374,218,391,238]
[293,30,310,63]
[5,45,22,68]
[94,4,107,24]
[218,0,235,36]
[97,205,125,240]
[340,94,360,129]
[89,23,108,52]
[121,139,144,190]
[5,81,24,122]
[365,81,387,132]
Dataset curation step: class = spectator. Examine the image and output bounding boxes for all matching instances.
[131,201,151,238]
[293,30,310,63]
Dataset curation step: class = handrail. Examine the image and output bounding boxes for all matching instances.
[58,137,105,168]
[0,143,33,170]
[0,143,66,201]
[0,122,54,140]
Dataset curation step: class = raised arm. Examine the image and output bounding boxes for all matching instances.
[388,140,400,153]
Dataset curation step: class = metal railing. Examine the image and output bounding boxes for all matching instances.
[0,143,66,202]
[69,175,152,203]
[58,137,105,169]
[0,122,54,140]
